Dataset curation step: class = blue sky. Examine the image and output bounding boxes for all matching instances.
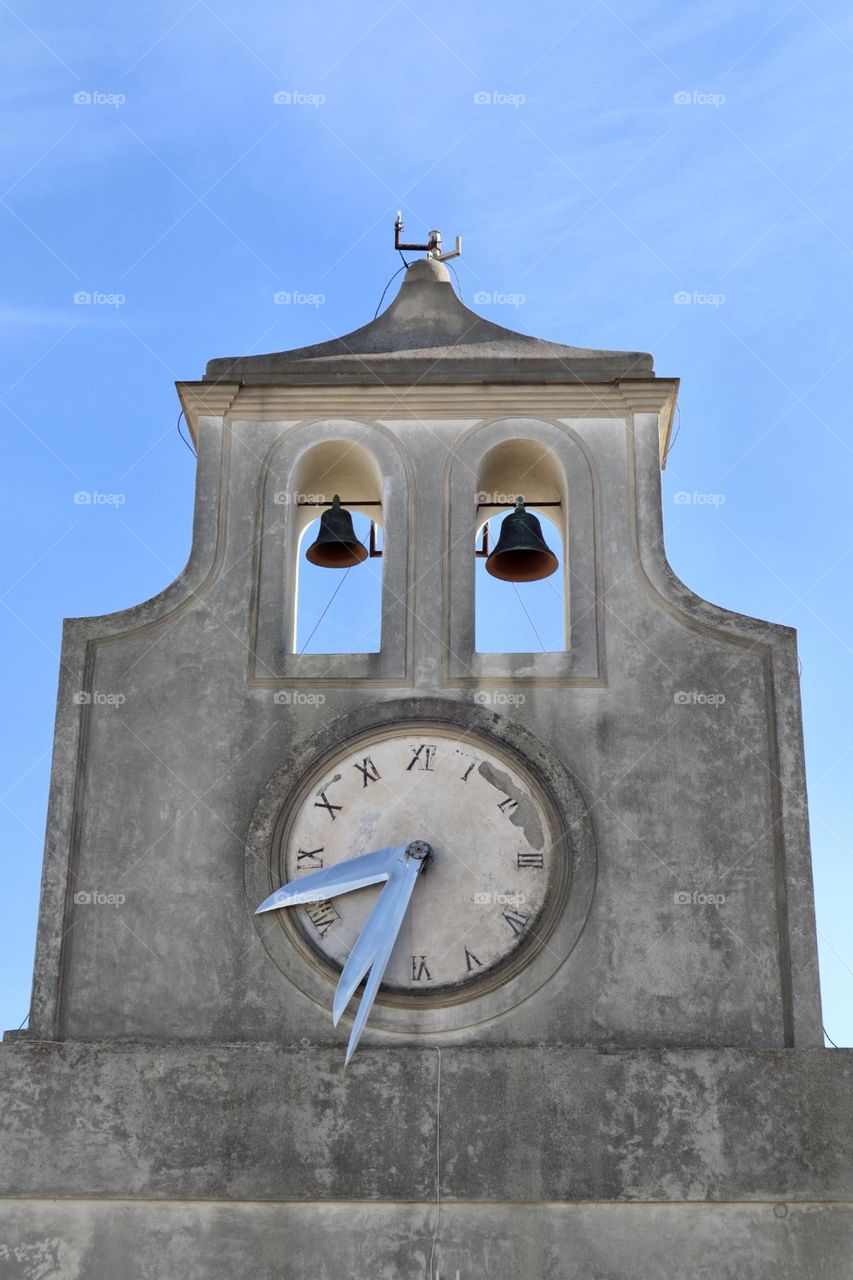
[1,0,851,1043]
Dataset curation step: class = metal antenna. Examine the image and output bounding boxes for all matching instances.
[394,212,462,262]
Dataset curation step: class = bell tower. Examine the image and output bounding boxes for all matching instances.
[2,228,851,1278]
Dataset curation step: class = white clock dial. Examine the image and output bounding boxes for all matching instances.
[277,726,563,1000]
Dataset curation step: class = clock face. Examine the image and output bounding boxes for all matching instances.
[275,725,566,1003]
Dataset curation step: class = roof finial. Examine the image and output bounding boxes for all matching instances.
[394,212,461,262]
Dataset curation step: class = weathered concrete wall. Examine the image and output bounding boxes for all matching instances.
[24,403,821,1052]
[3,1199,853,1280]
[2,1043,851,1203]
[3,1041,853,1276]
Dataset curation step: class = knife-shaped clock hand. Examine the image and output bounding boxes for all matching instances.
[333,851,424,1049]
[254,840,431,1064]
[254,844,407,915]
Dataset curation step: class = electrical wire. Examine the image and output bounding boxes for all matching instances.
[375,252,460,318]
[298,568,352,654]
[512,582,547,651]
[177,410,197,456]
[663,403,682,465]
[298,524,372,654]
[374,264,408,319]
[824,1026,840,1048]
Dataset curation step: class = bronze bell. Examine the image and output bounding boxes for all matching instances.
[305,496,368,569]
[485,498,559,583]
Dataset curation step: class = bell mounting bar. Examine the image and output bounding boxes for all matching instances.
[395,212,461,262]
[476,500,561,509]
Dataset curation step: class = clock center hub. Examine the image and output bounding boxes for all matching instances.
[405,839,432,862]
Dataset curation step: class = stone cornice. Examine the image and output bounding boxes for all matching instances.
[177,378,680,466]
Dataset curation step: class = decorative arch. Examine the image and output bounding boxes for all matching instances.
[474,438,568,653]
[290,440,383,655]
[445,417,604,684]
[250,419,411,683]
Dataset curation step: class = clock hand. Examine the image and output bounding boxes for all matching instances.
[254,840,431,1064]
[332,849,419,1026]
[340,851,426,1065]
[254,844,406,914]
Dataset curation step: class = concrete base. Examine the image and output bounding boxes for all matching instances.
[1,1042,852,1277]
[2,1200,852,1280]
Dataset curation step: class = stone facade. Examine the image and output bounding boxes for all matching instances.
[2,258,849,1278]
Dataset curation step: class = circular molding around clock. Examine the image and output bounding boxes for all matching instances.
[244,697,597,1036]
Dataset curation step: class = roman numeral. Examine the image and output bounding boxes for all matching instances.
[502,908,530,937]
[314,790,342,820]
[498,796,518,816]
[297,846,324,869]
[306,899,339,938]
[460,761,477,782]
[464,947,482,972]
[353,756,381,787]
[406,744,436,772]
[517,850,544,868]
[411,955,432,981]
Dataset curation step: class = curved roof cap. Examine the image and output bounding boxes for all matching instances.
[204,257,654,385]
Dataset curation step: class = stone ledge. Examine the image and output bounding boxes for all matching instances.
[2,1200,853,1280]
[1,1042,851,1203]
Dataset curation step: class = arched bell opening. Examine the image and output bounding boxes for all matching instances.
[289,440,383,655]
[474,439,568,654]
